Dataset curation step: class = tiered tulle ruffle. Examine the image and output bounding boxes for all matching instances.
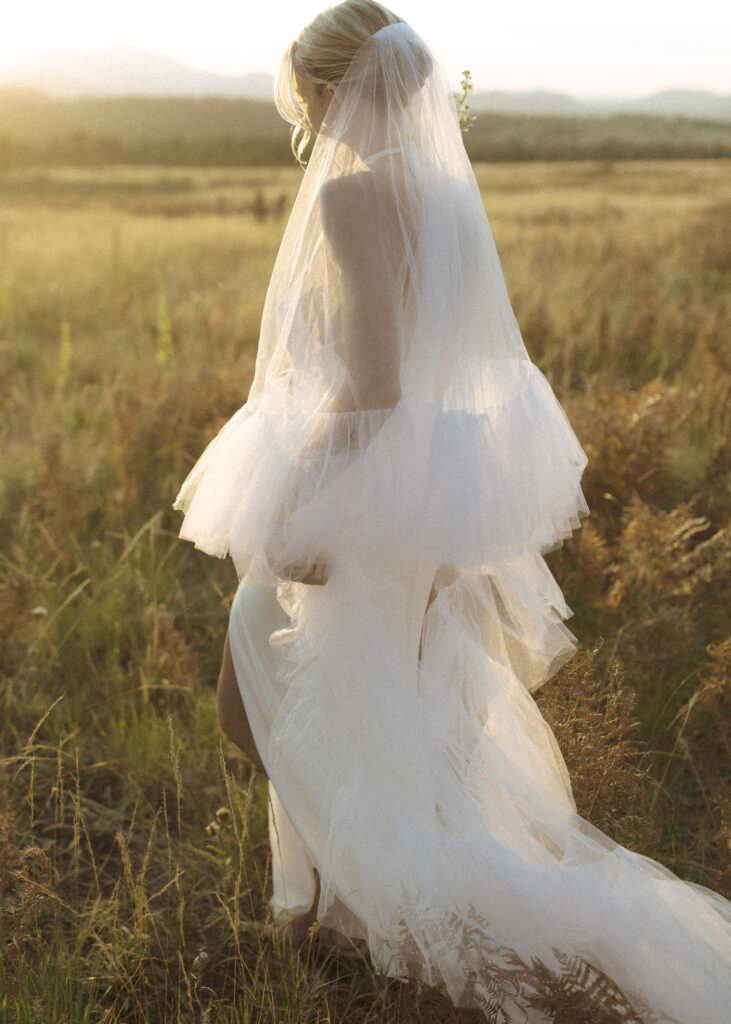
[175,360,588,573]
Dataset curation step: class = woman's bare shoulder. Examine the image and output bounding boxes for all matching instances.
[320,172,373,221]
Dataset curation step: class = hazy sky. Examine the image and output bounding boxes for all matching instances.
[2,1,729,97]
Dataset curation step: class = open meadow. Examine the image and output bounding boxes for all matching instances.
[0,159,729,1023]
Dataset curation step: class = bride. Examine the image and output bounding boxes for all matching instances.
[175,2,731,1020]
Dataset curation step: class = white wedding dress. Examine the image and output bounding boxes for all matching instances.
[175,23,731,1023]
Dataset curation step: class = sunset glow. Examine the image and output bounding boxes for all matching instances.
[2,1,729,96]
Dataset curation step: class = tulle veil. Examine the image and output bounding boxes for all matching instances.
[176,21,589,693]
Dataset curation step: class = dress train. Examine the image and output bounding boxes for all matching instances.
[227,564,731,1024]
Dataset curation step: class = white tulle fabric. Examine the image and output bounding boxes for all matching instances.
[175,22,731,1023]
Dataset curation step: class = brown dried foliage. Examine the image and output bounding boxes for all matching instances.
[673,637,731,894]
[568,378,690,534]
[597,501,728,696]
[0,803,54,999]
[537,648,657,850]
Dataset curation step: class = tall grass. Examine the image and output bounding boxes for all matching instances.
[0,161,729,1022]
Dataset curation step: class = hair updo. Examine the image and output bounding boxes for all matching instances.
[275,0,405,164]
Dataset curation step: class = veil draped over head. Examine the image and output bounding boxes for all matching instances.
[176,22,589,691]
[175,21,731,1024]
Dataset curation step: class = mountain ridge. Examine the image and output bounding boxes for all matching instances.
[1,47,729,121]
[0,47,276,101]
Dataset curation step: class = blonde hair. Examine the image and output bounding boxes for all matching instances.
[275,0,405,164]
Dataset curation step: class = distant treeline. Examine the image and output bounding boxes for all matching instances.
[1,91,729,167]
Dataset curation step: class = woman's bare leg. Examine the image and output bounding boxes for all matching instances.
[217,628,267,774]
[218,577,379,952]
[218,614,321,943]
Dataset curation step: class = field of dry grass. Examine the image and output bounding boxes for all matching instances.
[0,160,729,1022]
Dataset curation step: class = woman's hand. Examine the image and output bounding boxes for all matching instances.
[277,559,329,586]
